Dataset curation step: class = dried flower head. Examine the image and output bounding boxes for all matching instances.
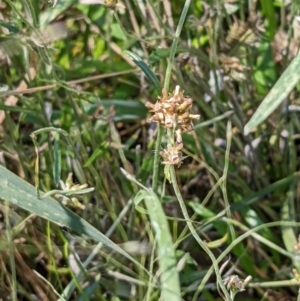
[224,275,245,293]
[219,54,249,82]
[222,13,264,52]
[218,13,264,84]
[53,173,94,209]
[146,85,200,132]
[271,29,299,64]
[146,85,199,169]
[160,143,186,168]
[222,275,252,300]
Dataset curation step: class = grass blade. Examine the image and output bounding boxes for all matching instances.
[138,190,181,301]
[0,165,147,273]
[125,50,161,92]
[122,167,181,301]
[244,52,300,135]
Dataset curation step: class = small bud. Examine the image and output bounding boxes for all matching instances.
[174,85,181,95]
[178,112,190,122]
[164,113,175,127]
[178,98,193,113]
[189,114,201,120]
[175,129,183,150]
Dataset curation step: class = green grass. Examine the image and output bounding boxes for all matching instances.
[1,0,300,300]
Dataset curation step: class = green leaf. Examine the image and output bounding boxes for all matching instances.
[124,50,161,93]
[259,0,276,39]
[111,23,126,40]
[40,0,76,26]
[86,99,148,122]
[20,0,38,27]
[132,190,148,214]
[231,174,296,212]
[141,190,181,301]
[244,52,300,135]
[0,165,146,272]
[84,142,108,168]
[0,20,20,34]
[188,202,215,218]
[121,167,181,301]
[0,103,39,115]
[75,274,101,301]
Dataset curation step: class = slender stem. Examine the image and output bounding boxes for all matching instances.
[163,0,191,91]
[248,279,297,288]
[58,200,133,300]
[170,167,231,300]
[194,219,300,301]
[152,125,163,192]
[158,2,230,299]
[152,0,191,192]
[0,69,138,98]
[221,122,236,241]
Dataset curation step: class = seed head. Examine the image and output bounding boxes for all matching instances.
[222,275,252,300]
[160,143,186,168]
[146,85,200,168]
[146,85,200,132]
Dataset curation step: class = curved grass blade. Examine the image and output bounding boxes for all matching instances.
[0,20,20,34]
[230,173,298,212]
[121,168,181,301]
[74,274,101,301]
[244,52,300,135]
[0,165,147,273]
[5,0,53,69]
[259,0,276,39]
[40,0,76,26]
[125,50,161,93]
[140,190,181,301]
[20,0,38,27]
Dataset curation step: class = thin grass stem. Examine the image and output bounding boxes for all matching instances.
[169,167,231,300]
[152,0,192,192]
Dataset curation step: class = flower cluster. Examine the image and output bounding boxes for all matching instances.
[146,85,200,167]
[160,143,186,167]
[219,54,249,82]
[223,275,252,300]
[146,85,200,133]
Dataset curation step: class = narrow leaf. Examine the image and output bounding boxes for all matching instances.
[0,20,20,34]
[125,50,161,93]
[0,165,146,272]
[231,173,298,212]
[244,52,300,135]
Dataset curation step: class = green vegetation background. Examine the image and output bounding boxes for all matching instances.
[1,1,300,301]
